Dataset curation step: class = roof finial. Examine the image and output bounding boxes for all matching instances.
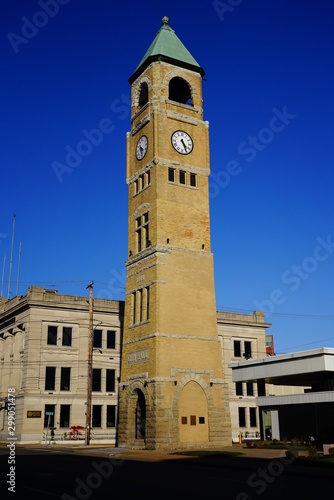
[162,16,169,25]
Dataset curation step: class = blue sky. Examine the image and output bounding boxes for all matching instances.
[1,0,334,354]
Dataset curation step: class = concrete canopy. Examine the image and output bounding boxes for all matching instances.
[229,347,334,388]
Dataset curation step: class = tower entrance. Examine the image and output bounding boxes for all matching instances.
[135,389,146,440]
[179,381,209,443]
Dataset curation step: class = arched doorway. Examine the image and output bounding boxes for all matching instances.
[135,389,146,440]
[179,381,209,443]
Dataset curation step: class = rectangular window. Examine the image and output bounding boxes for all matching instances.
[190,415,196,426]
[47,325,57,345]
[246,382,254,396]
[62,327,72,346]
[106,369,115,392]
[136,216,142,252]
[92,368,102,392]
[107,330,116,349]
[235,381,243,396]
[139,289,143,322]
[60,367,71,391]
[199,417,205,424]
[134,179,139,194]
[44,404,55,428]
[257,379,266,397]
[93,329,102,349]
[59,405,70,428]
[234,340,241,357]
[140,174,144,190]
[107,405,116,428]
[244,341,252,359]
[181,416,187,425]
[132,292,136,325]
[146,170,150,186]
[190,172,197,187]
[250,408,257,427]
[238,407,246,427]
[168,168,175,182]
[146,286,150,320]
[143,212,149,248]
[45,367,56,391]
[179,170,186,184]
[92,405,102,428]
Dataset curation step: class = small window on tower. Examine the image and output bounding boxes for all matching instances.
[138,82,148,108]
[168,168,175,182]
[179,170,186,184]
[190,173,197,187]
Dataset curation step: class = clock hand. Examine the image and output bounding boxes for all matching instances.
[181,139,187,151]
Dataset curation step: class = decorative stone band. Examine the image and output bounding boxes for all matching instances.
[123,332,222,345]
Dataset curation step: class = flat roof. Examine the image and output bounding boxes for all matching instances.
[229,347,334,386]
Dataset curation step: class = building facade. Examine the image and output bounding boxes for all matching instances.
[0,287,123,443]
[218,311,270,442]
[0,286,272,445]
[230,348,334,443]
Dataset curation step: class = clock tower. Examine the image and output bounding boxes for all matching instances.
[118,17,231,449]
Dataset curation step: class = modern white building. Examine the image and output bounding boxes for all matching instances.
[230,347,334,443]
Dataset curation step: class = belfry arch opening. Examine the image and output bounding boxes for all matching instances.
[138,82,149,108]
[169,77,192,106]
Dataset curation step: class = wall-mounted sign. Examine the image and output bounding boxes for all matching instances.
[128,348,150,365]
[27,411,41,418]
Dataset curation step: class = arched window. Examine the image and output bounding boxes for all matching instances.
[138,82,148,108]
[135,389,146,439]
[169,77,192,106]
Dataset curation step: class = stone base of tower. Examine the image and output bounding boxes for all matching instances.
[117,376,231,451]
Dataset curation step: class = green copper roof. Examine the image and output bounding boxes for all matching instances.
[129,17,204,83]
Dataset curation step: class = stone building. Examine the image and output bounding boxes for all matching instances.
[118,16,232,450]
[0,287,123,443]
[0,286,273,444]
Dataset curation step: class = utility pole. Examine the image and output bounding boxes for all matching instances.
[85,281,94,446]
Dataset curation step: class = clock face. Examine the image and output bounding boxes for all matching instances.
[171,130,193,155]
[136,135,148,160]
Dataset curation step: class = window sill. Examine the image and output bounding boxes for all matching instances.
[167,181,198,190]
[129,319,150,329]
[134,183,151,197]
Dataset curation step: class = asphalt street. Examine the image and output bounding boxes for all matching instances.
[1,446,333,500]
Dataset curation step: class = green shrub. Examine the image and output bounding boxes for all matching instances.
[285,448,299,460]
[254,440,269,448]
[305,445,320,460]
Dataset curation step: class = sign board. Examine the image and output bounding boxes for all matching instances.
[45,411,54,416]
[27,411,42,418]
[128,348,150,365]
